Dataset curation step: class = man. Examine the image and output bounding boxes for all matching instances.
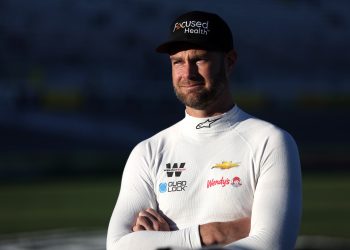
[107,11,302,250]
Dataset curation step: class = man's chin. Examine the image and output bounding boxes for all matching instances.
[184,100,210,110]
[175,91,212,109]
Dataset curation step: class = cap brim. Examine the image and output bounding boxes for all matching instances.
[156,40,208,54]
[155,41,176,53]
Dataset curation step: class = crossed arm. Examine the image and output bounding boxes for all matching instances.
[133,208,251,247]
[107,132,302,250]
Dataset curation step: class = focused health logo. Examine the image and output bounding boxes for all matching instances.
[173,20,210,35]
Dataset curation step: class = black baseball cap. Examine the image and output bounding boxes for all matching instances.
[156,11,234,54]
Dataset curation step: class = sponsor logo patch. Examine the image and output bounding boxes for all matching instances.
[173,20,210,35]
[232,176,242,187]
[196,118,221,129]
[207,176,242,189]
[159,182,167,193]
[211,161,240,170]
[159,181,187,193]
[164,163,186,177]
[207,177,231,188]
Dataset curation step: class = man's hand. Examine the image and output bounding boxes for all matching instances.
[199,217,251,246]
[132,208,170,232]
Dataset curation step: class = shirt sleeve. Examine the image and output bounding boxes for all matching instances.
[225,130,302,250]
[106,142,202,250]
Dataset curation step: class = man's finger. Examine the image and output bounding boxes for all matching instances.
[138,211,160,231]
[145,208,167,223]
[132,224,146,232]
[135,215,152,230]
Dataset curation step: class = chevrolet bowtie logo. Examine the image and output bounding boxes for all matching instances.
[211,161,240,170]
[196,118,221,129]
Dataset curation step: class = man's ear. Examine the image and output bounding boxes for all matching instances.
[225,49,237,73]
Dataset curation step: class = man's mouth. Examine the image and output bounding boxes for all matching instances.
[180,82,204,88]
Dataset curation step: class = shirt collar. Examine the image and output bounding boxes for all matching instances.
[181,105,241,135]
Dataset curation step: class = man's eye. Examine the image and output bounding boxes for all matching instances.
[196,59,207,65]
[172,60,182,65]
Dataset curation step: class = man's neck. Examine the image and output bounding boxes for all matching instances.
[185,98,235,118]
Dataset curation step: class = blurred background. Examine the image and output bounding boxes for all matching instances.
[0,0,349,249]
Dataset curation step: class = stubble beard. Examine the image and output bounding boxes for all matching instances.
[173,69,228,110]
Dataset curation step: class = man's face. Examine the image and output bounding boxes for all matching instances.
[170,49,231,110]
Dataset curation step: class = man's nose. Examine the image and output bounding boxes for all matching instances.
[183,62,199,79]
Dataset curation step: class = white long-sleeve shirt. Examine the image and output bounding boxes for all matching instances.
[107,105,302,250]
